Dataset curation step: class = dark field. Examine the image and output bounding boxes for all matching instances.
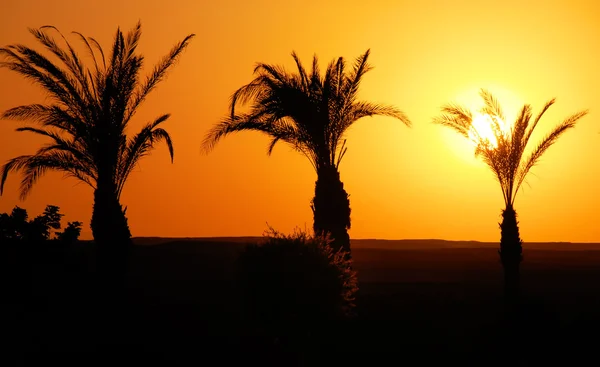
[3,238,600,366]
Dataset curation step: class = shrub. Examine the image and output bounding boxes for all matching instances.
[236,227,358,331]
[0,205,82,244]
[57,221,83,244]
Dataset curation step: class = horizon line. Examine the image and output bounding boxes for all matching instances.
[130,236,600,245]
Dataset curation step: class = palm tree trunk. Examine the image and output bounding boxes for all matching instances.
[90,176,132,294]
[311,165,351,254]
[499,204,523,305]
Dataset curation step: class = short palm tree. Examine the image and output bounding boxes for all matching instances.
[433,89,587,302]
[203,50,411,253]
[0,23,194,272]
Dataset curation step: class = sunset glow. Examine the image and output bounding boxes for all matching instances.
[0,0,598,243]
[468,113,509,148]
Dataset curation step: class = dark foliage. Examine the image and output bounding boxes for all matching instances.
[57,220,83,244]
[236,228,358,335]
[0,204,81,243]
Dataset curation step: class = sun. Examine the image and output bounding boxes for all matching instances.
[468,113,507,148]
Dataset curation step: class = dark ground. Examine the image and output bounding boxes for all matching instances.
[2,238,600,366]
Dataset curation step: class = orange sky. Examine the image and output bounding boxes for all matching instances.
[0,0,598,242]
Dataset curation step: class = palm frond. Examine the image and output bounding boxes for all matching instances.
[479,89,505,122]
[108,26,124,67]
[1,155,30,195]
[476,146,509,204]
[0,46,84,111]
[434,89,588,207]
[116,114,173,197]
[22,152,96,198]
[432,102,473,138]
[335,139,348,169]
[124,33,194,123]
[28,26,96,108]
[151,128,174,162]
[2,104,56,121]
[344,49,372,99]
[88,37,106,69]
[266,136,281,155]
[124,21,142,59]
[505,105,533,195]
[201,114,277,154]
[309,54,321,89]
[333,57,345,98]
[34,26,87,84]
[230,78,269,117]
[72,31,100,74]
[348,101,411,127]
[204,50,409,173]
[1,153,95,199]
[3,104,88,140]
[522,98,556,148]
[291,51,309,91]
[513,110,588,201]
[511,104,532,150]
[15,126,90,160]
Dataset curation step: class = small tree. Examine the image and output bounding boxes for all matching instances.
[433,89,588,303]
[28,205,63,241]
[0,205,81,243]
[57,221,83,244]
[0,206,30,241]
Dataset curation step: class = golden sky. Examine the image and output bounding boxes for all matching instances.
[0,0,598,242]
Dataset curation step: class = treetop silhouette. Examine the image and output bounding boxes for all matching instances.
[203,49,411,252]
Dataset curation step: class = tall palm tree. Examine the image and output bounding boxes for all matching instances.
[433,89,587,302]
[203,50,411,253]
[0,23,194,274]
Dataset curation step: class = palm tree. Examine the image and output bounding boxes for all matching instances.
[433,89,587,302]
[203,50,411,253]
[0,23,194,275]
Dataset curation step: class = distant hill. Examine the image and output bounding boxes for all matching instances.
[132,237,600,251]
[133,237,261,246]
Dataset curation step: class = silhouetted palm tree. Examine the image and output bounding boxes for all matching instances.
[433,89,587,302]
[0,23,194,272]
[203,50,410,253]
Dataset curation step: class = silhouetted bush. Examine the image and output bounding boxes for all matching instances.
[57,221,83,244]
[236,228,358,332]
[0,205,82,244]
